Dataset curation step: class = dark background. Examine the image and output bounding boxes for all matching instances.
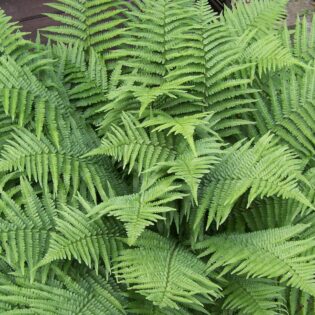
[0,0,60,39]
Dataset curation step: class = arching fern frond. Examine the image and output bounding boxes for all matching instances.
[141,111,213,156]
[282,14,315,63]
[243,33,301,77]
[196,224,315,295]
[221,276,285,315]
[89,176,185,245]
[160,138,223,202]
[115,230,221,311]
[0,265,127,314]
[195,133,312,229]
[243,197,302,231]
[0,178,55,281]
[0,128,113,200]
[62,46,109,120]
[0,56,61,146]
[222,0,288,37]
[44,0,128,65]
[119,0,196,87]
[39,203,124,274]
[0,9,30,61]
[245,67,315,159]
[86,112,176,174]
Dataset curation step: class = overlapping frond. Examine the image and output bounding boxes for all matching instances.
[89,176,185,245]
[0,56,60,145]
[141,111,213,155]
[195,133,312,229]
[39,203,124,273]
[282,14,315,62]
[221,276,285,315]
[0,9,30,61]
[52,44,109,120]
[160,138,223,202]
[44,0,128,65]
[87,112,176,174]
[115,231,220,310]
[196,225,315,295]
[0,1,314,314]
[0,128,113,200]
[245,66,315,158]
[0,178,55,281]
[0,265,127,314]
[222,0,288,36]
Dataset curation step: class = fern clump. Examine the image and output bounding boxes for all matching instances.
[0,0,314,314]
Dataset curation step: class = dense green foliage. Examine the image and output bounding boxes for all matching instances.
[0,0,314,313]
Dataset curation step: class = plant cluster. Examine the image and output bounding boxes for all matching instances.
[0,0,314,314]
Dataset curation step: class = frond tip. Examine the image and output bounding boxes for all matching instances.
[88,176,185,245]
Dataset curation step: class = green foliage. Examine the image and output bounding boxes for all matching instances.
[221,277,285,315]
[115,231,220,311]
[195,133,312,229]
[89,176,185,245]
[0,0,314,314]
[43,0,129,65]
[0,265,127,314]
[196,225,315,295]
[38,202,124,273]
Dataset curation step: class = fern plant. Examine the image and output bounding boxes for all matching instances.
[0,0,314,314]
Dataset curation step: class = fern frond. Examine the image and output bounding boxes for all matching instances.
[246,67,315,158]
[89,177,185,245]
[243,197,303,231]
[0,265,127,314]
[0,56,61,146]
[222,276,285,315]
[161,138,223,202]
[141,112,213,155]
[119,0,196,86]
[0,178,55,281]
[86,112,176,174]
[0,106,17,149]
[0,10,31,61]
[282,14,315,63]
[222,0,288,37]
[0,128,114,200]
[285,287,315,315]
[44,0,128,65]
[128,293,193,315]
[38,202,124,274]
[244,34,300,76]
[115,230,220,310]
[196,224,315,295]
[195,133,313,229]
